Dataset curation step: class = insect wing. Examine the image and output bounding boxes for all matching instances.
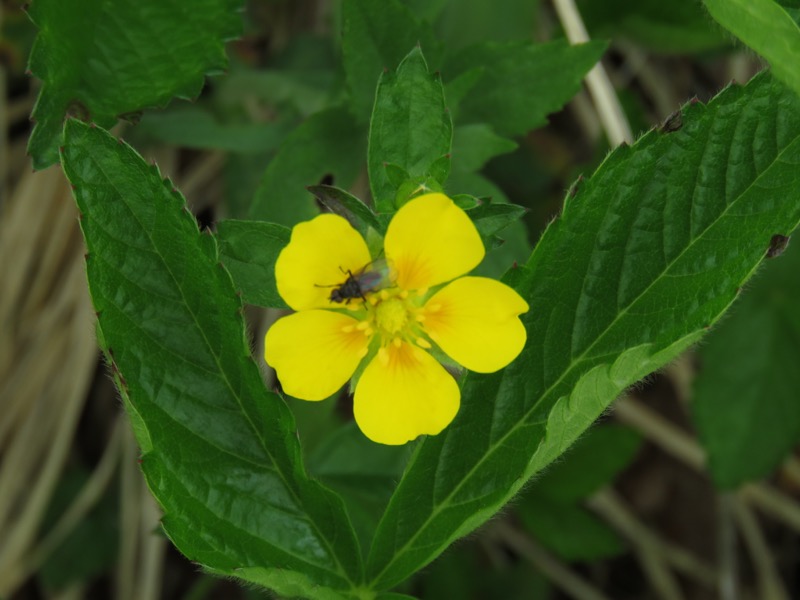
[356,258,395,294]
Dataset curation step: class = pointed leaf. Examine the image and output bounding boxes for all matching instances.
[61,120,363,598]
[368,47,452,211]
[27,0,243,169]
[367,72,800,590]
[444,40,606,136]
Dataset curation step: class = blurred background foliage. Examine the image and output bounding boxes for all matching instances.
[2,0,800,599]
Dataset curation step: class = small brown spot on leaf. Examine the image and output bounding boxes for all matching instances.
[767,234,790,258]
[660,110,683,133]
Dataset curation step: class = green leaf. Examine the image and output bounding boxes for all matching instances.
[692,236,800,488]
[216,220,290,309]
[368,47,453,212]
[248,108,366,225]
[517,497,624,562]
[451,124,518,174]
[61,120,363,599]
[27,0,242,169]
[132,107,295,153]
[366,72,800,590]
[342,0,441,121]
[703,0,800,97]
[444,40,606,137]
[578,0,727,53]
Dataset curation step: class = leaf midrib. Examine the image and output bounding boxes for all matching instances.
[368,110,800,586]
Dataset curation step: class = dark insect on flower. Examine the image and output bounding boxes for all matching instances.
[323,259,394,304]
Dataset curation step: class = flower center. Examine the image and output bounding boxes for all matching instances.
[374,297,408,335]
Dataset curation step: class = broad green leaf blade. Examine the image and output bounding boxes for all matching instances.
[692,237,800,488]
[368,47,452,212]
[444,40,606,137]
[61,120,363,598]
[248,108,365,225]
[703,0,800,97]
[342,0,441,121]
[367,72,800,590]
[27,0,242,169]
[217,220,290,309]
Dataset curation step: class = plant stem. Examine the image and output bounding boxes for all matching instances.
[551,0,633,147]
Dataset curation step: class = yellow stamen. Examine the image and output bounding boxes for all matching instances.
[375,298,408,335]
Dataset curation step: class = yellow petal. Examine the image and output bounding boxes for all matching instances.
[265,310,369,401]
[384,193,484,290]
[422,276,528,373]
[354,342,460,445]
[275,214,372,311]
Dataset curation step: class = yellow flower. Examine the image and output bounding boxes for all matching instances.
[264,193,529,445]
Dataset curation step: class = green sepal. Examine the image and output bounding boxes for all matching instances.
[308,185,385,237]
